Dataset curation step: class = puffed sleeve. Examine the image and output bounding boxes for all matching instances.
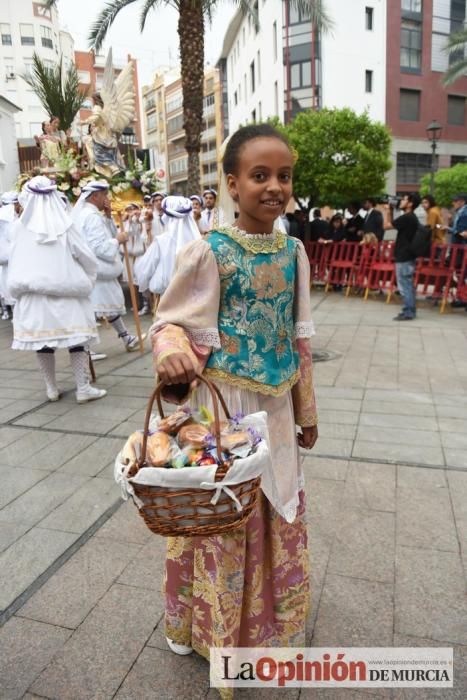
[151,239,220,403]
[82,213,120,262]
[134,240,159,292]
[67,226,98,283]
[292,240,318,427]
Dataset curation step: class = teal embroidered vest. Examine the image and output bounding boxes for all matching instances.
[204,229,300,395]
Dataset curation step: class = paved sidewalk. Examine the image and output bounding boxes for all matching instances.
[0,292,466,699]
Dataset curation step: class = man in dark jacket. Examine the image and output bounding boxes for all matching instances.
[360,198,384,241]
[309,208,329,241]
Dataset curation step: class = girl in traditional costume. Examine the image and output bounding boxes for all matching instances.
[7,176,107,403]
[150,124,318,690]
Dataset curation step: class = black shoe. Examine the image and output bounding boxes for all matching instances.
[393,313,414,321]
[451,300,466,309]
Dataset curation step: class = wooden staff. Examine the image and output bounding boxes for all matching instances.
[118,212,145,355]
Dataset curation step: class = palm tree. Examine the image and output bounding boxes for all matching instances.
[443,28,467,84]
[48,0,331,192]
[20,52,88,131]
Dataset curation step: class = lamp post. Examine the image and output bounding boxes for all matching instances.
[426,120,442,195]
[120,126,136,166]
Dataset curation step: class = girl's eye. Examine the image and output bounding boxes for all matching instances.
[280,173,291,182]
[253,172,266,182]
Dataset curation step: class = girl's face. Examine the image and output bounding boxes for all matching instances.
[227,137,293,233]
[191,199,201,215]
[421,198,430,211]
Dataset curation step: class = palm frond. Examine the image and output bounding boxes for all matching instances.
[44,0,58,7]
[292,0,334,32]
[443,57,467,85]
[88,0,139,52]
[444,27,467,53]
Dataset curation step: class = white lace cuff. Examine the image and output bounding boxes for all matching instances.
[188,327,221,349]
[294,320,316,338]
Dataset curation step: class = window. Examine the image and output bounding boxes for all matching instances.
[1,23,12,46]
[95,74,103,91]
[40,25,53,49]
[401,19,422,71]
[23,59,34,76]
[20,24,35,46]
[290,61,312,88]
[206,77,214,93]
[396,152,432,184]
[169,156,188,176]
[451,155,467,166]
[203,93,215,109]
[234,90,238,106]
[401,0,422,14]
[147,113,157,130]
[448,95,465,125]
[166,93,183,113]
[4,60,15,77]
[167,113,184,134]
[273,21,278,62]
[257,50,261,84]
[274,81,279,116]
[365,70,373,92]
[250,61,255,93]
[289,5,312,24]
[77,70,91,84]
[365,7,374,30]
[251,109,256,122]
[399,88,421,120]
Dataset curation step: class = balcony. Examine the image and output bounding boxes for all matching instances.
[41,37,53,49]
[201,149,217,163]
[202,126,217,141]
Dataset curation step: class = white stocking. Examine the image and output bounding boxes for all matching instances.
[69,351,90,391]
[36,352,58,395]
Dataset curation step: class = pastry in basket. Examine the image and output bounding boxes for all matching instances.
[158,409,192,435]
[209,420,230,435]
[178,423,210,449]
[146,431,172,467]
[221,431,250,451]
[122,431,144,467]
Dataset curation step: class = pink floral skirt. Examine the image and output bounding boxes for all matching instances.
[165,490,310,663]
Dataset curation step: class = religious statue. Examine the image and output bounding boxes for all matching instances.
[85,49,135,179]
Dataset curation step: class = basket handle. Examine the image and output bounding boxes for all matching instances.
[139,373,231,467]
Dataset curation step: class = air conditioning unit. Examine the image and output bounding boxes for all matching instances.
[6,72,16,80]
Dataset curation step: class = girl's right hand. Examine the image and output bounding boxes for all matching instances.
[157,352,198,386]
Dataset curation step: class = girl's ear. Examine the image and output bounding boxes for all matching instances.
[226,174,239,202]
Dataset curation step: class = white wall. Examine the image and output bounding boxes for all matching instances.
[0,98,21,190]
[225,0,284,133]
[321,0,387,122]
[0,0,75,141]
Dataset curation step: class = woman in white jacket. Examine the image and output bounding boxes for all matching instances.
[7,176,106,403]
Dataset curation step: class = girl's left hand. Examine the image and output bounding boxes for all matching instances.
[297,426,318,450]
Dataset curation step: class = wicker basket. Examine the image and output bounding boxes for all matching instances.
[129,375,262,537]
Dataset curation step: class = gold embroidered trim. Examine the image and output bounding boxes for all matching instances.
[204,367,300,397]
[212,225,288,254]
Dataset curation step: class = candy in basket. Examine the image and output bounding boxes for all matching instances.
[114,375,268,537]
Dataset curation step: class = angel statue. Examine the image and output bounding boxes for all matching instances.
[85,49,135,178]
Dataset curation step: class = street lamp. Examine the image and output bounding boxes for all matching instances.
[120,126,136,165]
[426,120,442,195]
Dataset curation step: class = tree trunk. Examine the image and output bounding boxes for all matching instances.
[178,0,204,194]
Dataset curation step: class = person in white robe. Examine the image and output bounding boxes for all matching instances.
[0,191,21,319]
[200,188,219,232]
[151,191,166,238]
[7,176,107,403]
[72,181,141,352]
[134,196,201,298]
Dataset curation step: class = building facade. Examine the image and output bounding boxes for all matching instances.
[0,94,21,189]
[387,0,467,194]
[0,0,74,142]
[75,50,143,150]
[142,66,223,194]
[218,0,387,133]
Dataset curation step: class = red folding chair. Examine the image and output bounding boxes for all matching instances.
[453,245,467,305]
[304,241,319,286]
[363,240,396,302]
[316,242,333,285]
[351,242,378,292]
[414,244,456,313]
[325,242,360,295]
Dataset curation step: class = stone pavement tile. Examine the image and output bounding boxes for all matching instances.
[57,402,139,423]
[327,508,395,583]
[316,398,362,412]
[360,412,438,431]
[0,464,47,508]
[352,441,445,467]
[397,465,447,489]
[447,471,467,543]
[306,530,332,636]
[101,395,147,410]
[0,617,72,700]
[305,476,346,542]
[31,433,97,471]
[0,430,62,467]
[18,538,140,629]
[0,527,76,610]
[13,413,56,428]
[109,418,145,439]
[433,393,467,406]
[0,472,88,528]
[0,386,38,399]
[441,431,467,449]
[436,404,467,420]
[315,387,365,400]
[356,426,440,447]
[58,436,123,477]
[0,521,30,554]
[44,413,118,434]
[392,634,466,700]
[117,537,167,591]
[111,378,158,398]
[95,501,154,545]
[318,409,360,425]
[437,418,466,434]
[397,486,458,552]
[0,398,48,422]
[312,574,393,647]
[444,449,467,469]
[342,462,396,513]
[33,399,75,416]
[30,583,164,700]
[0,426,29,449]
[114,646,210,700]
[395,546,467,645]
[364,389,433,404]
[302,456,349,481]
[314,437,353,458]
[315,423,357,440]
[362,399,436,417]
[38,477,120,533]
